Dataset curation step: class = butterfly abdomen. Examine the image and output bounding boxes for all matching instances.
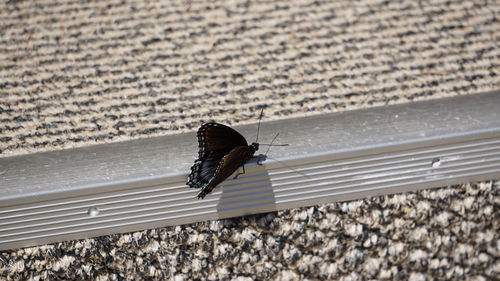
[213,145,256,181]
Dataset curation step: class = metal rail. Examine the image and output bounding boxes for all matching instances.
[1,91,499,250]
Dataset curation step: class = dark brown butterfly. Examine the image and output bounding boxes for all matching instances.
[186,122,260,199]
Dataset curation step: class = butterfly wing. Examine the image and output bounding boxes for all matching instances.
[187,123,248,189]
[187,149,231,189]
[196,122,248,153]
[197,145,256,199]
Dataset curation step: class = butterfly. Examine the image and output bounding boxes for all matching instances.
[186,122,260,199]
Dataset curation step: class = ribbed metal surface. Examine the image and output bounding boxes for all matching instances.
[1,91,500,250]
[1,133,500,249]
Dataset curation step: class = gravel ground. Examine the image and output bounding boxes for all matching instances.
[1,181,498,280]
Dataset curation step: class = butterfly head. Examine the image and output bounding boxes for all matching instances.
[250,142,259,151]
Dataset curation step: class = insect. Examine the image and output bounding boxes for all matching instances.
[187,110,285,199]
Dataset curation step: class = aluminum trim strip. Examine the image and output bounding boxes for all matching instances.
[1,91,499,250]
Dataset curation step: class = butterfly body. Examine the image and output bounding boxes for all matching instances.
[187,122,259,199]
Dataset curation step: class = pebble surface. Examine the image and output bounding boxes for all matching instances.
[1,181,498,280]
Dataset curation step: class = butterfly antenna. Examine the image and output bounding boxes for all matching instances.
[259,133,308,179]
[264,133,284,157]
[255,108,264,143]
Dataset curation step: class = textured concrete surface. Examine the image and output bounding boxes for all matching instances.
[1,0,499,157]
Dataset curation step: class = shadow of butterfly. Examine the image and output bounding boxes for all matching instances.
[186,122,260,199]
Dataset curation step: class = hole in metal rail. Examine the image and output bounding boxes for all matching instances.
[87,207,100,217]
[431,158,441,168]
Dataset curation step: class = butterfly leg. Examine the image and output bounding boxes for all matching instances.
[233,165,245,179]
[257,154,267,165]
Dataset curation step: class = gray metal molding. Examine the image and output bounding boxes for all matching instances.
[1,91,500,250]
